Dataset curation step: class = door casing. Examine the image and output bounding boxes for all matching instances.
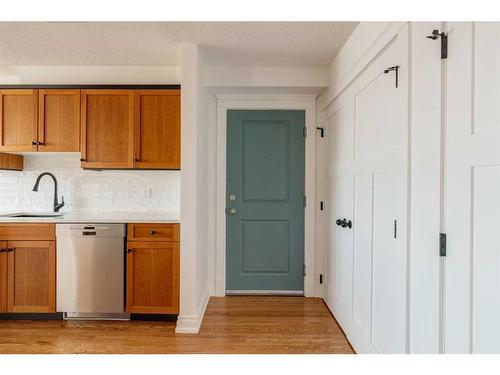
[215,95,317,297]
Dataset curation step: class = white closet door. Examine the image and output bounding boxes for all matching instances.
[327,103,354,328]
[326,24,409,353]
[445,22,500,353]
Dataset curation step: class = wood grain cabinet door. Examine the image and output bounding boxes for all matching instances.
[81,89,134,169]
[38,89,80,152]
[6,241,56,313]
[0,89,38,152]
[0,241,7,313]
[134,90,180,169]
[126,241,179,314]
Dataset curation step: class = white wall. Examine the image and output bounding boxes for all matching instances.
[176,44,214,333]
[320,21,443,353]
[205,66,328,89]
[0,155,180,213]
[0,65,180,84]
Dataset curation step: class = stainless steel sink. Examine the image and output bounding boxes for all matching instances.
[0,212,63,218]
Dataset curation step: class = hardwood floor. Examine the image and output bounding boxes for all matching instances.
[0,296,354,354]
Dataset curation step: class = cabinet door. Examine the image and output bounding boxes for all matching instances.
[7,241,56,313]
[0,89,38,152]
[134,90,180,169]
[0,241,7,313]
[38,89,80,152]
[81,89,134,169]
[126,241,179,314]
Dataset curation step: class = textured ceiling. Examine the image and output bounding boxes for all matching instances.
[0,22,358,67]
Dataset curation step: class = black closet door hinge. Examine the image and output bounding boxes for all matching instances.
[426,29,448,59]
[440,233,447,257]
[320,201,324,211]
[316,127,325,138]
[384,65,400,88]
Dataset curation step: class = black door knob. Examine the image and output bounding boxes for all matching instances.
[336,218,352,229]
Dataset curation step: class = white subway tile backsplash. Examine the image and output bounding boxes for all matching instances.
[0,155,180,213]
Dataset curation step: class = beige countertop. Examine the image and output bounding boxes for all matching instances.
[0,211,180,224]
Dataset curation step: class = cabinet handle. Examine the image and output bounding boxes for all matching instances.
[0,248,5,253]
[37,142,44,146]
[134,158,140,162]
[32,141,38,145]
[126,249,133,253]
[80,158,86,162]
[149,230,156,235]
[6,248,15,252]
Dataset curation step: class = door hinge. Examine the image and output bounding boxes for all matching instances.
[303,127,307,138]
[303,196,306,207]
[440,233,447,257]
[303,264,306,276]
[316,127,325,138]
[319,274,323,284]
[320,201,324,211]
[426,29,448,59]
[384,65,400,88]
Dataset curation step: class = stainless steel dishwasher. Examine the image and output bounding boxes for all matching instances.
[56,223,128,319]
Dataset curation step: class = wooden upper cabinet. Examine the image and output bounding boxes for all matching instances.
[81,90,134,169]
[38,89,80,152]
[0,241,7,313]
[126,241,179,314]
[134,90,180,169]
[0,89,38,152]
[6,240,56,313]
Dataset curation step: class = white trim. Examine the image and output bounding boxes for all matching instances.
[215,94,318,297]
[175,291,210,334]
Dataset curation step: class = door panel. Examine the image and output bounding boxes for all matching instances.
[126,242,179,314]
[38,89,80,152]
[0,241,7,312]
[0,89,38,152]
[226,110,305,292]
[445,22,500,353]
[134,90,180,169]
[333,175,353,306]
[472,166,500,353]
[7,241,55,313]
[371,173,405,353]
[81,90,134,169]
[352,174,373,336]
[326,105,354,327]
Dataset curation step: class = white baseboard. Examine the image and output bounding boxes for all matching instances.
[175,291,210,334]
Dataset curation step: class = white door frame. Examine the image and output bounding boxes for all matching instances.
[215,94,318,297]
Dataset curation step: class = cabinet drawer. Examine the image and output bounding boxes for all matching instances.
[127,223,179,242]
[0,224,55,241]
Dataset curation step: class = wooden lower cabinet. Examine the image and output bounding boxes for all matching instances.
[126,241,179,314]
[6,241,56,313]
[0,224,57,314]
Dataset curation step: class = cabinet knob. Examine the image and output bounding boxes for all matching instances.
[135,158,140,162]
[32,141,38,145]
[6,248,15,252]
[80,158,86,162]
[126,249,133,253]
[149,230,156,235]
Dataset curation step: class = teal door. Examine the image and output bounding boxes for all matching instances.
[226,110,305,293]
